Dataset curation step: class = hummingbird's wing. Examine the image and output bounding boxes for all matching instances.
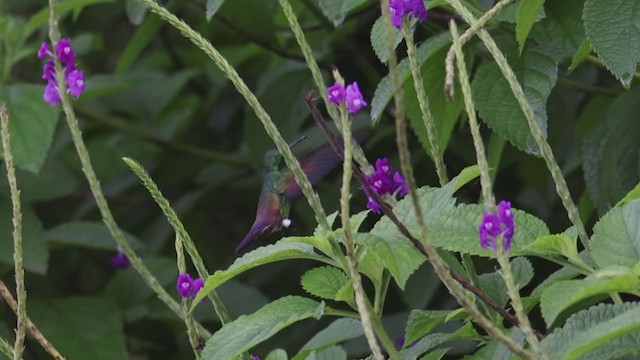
[235,193,281,252]
[283,142,342,198]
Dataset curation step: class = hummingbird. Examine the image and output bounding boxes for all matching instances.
[234,136,343,252]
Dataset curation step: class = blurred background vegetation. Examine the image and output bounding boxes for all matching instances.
[0,0,637,358]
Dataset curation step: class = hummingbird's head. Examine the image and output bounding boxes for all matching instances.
[262,136,308,169]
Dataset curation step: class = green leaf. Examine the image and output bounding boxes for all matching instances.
[0,84,59,173]
[404,310,450,346]
[370,32,452,123]
[472,328,525,360]
[193,242,327,305]
[300,266,353,304]
[540,267,640,327]
[471,48,557,155]
[616,182,640,208]
[46,221,144,251]
[515,0,546,52]
[29,297,127,360]
[568,38,592,73]
[399,333,449,360]
[478,257,534,307]
[295,318,363,360]
[206,0,227,19]
[305,346,347,360]
[526,234,579,260]
[201,296,324,360]
[583,0,640,88]
[582,88,640,214]
[0,199,48,274]
[125,0,146,25]
[370,16,403,64]
[590,199,640,269]
[316,0,367,26]
[266,349,288,360]
[418,348,449,360]
[0,159,78,203]
[531,260,583,298]
[529,0,585,59]
[542,302,640,360]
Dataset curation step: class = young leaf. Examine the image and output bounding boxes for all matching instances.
[542,302,640,359]
[568,39,592,73]
[526,234,579,260]
[515,0,546,52]
[300,266,353,304]
[201,296,324,360]
[370,16,403,64]
[590,199,640,269]
[192,242,327,305]
[295,318,363,360]
[615,182,640,208]
[583,0,640,88]
[471,48,557,155]
[540,267,640,327]
[404,310,451,346]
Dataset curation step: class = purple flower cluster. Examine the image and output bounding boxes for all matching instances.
[110,248,130,269]
[389,0,428,29]
[38,38,85,106]
[327,81,367,114]
[363,158,408,213]
[479,201,515,252]
[176,273,204,299]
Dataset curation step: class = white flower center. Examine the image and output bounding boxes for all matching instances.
[374,180,382,188]
[485,223,493,229]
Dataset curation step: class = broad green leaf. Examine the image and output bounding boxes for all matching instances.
[26,0,114,34]
[406,45,465,159]
[582,82,640,215]
[0,84,58,173]
[371,32,452,123]
[452,165,480,193]
[370,16,403,64]
[531,260,583,298]
[515,0,546,52]
[29,297,127,360]
[526,234,579,260]
[404,310,450,346]
[590,199,640,269]
[266,349,288,360]
[471,48,557,155]
[46,221,144,251]
[478,257,534,307]
[201,296,324,360]
[616,183,640,208]
[0,199,48,274]
[206,0,227,19]
[284,236,333,258]
[193,242,326,305]
[0,159,78,203]
[316,0,367,26]
[300,266,353,304]
[529,0,585,59]
[542,302,640,360]
[583,0,640,88]
[540,267,640,327]
[295,318,363,360]
[569,39,592,73]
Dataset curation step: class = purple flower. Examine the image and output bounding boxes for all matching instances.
[55,38,76,67]
[37,42,50,59]
[251,356,261,360]
[392,171,408,196]
[66,69,85,97]
[369,170,394,195]
[362,158,407,213]
[176,273,205,299]
[345,82,367,113]
[42,60,55,81]
[327,83,346,103]
[110,248,130,269]
[389,0,428,29]
[375,157,392,175]
[367,196,382,214]
[43,82,61,106]
[479,201,515,252]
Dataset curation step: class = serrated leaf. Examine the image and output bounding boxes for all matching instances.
[201,296,324,360]
[568,38,592,73]
[404,310,450,346]
[542,302,640,360]
[515,0,546,52]
[529,0,585,59]
[472,48,557,155]
[316,0,367,26]
[478,257,534,307]
[583,0,640,88]
[0,84,59,173]
[300,266,352,303]
[590,199,640,269]
[46,221,144,251]
[540,267,640,327]
[370,16,403,64]
[295,318,363,360]
[193,242,326,305]
[206,0,226,19]
[29,297,127,360]
[582,84,640,215]
[0,199,48,274]
[370,32,452,123]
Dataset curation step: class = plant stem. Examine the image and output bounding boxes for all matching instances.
[403,26,448,185]
[447,0,591,250]
[373,272,391,315]
[174,233,200,359]
[0,280,66,360]
[0,105,27,360]
[47,0,211,339]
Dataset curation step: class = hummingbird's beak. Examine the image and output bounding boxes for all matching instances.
[288,135,307,149]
